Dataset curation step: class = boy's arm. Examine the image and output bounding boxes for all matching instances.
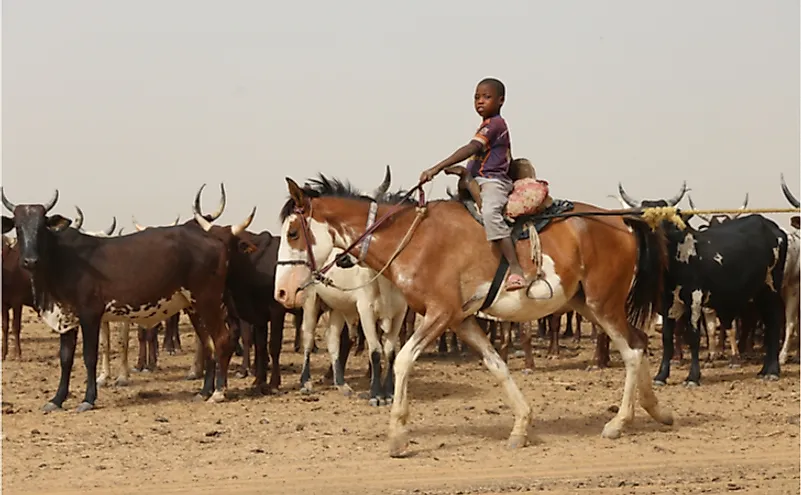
[430,141,483,175]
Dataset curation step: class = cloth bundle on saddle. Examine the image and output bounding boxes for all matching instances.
[444,158,573,279]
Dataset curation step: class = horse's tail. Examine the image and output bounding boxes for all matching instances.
[624,217,668,330]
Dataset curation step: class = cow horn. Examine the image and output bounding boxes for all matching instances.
[172,214,180,226]
[372,165,391,199]
[131,216,146,232]
[1,188,15,212]
[617,183,640,208]
[781,174,799,208]
[73,206,85,230]
[118,227,125,236]
[666,181,688,207]
[43,189,59,213]
[231,206,256,236]
[104,217,117,236]
[687,195,712,223]
[731,193,749,219]
[193,210,213,232]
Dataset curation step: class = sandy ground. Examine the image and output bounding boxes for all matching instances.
[2,309,799,495]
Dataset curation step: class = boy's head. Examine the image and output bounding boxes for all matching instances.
[474,78,505,119]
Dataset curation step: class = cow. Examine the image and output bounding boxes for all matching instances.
[1,187,254,412]
[616,182,787,387]
[779,174,800,365]
[2,235,33,361]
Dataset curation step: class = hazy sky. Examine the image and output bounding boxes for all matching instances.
[2,0,799,234]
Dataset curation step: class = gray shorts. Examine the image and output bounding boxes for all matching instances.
[476,177,513,241]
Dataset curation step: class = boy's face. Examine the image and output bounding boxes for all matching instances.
[474,83,504,118]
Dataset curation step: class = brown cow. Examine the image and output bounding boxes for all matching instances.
[2,236,33,361]
[1,187,254,412]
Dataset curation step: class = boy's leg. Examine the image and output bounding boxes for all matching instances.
[477,178,526,291]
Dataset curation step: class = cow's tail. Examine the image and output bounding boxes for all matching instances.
[624,217,668,330]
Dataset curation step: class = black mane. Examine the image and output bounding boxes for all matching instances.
[279,173,416,222]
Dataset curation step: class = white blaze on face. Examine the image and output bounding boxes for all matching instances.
[274,214,338,307]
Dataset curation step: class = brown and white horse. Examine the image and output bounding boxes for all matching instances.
[274,175,674,457]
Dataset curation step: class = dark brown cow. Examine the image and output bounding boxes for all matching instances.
[2,236,33,360]
[1,187,254,412]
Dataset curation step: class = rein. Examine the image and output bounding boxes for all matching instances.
[282,181,428,292]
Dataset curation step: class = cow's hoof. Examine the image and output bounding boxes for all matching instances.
[388,433,409,458]
[193,393,209,402]
[653,379,667,387]
[380,397,393,406]
[507,434,528,449]
[114,376,130,387]
[601,421,622,440]
[97,375,109,387]
[208,390,226,403]
[338,384,353,397]
[42,402,61,413]
[683,381,699,388]
[185,371,201,381]
[299,384,314,395]
[75,402,94,413]
[761,374,779,382]
[368,397,380,407]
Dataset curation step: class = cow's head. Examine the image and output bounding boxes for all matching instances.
[614,181,692,232]
[687,193,749,230]
[71,206,117,237]
[781,173,799,230]
[1,189,70,271]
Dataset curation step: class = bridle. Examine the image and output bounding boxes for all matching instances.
[276,182,428,292]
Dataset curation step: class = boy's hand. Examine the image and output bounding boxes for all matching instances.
[419,167,439,184]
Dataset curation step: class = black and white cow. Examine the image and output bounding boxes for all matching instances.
[617,183,788,387]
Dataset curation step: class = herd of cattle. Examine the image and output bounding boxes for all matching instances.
[1,171,799,419]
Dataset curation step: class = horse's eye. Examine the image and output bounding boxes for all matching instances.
[288,229,299,240]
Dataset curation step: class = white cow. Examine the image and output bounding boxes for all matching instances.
[779,175,800,364]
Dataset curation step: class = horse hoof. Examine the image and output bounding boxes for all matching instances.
[193,393,208,402]
[388,434,409,458]
[507,434,528,449]
[761,374,779,382]
[339,385,353,397]
[208,391,226,403]
[299,385,314,395]
[97,376,109,387]
[42,402,61,413]
[75,402,94,413]
[652,380,667,387]
[683,381,699,388]
[114,377,130,387]
[601,422,622,440]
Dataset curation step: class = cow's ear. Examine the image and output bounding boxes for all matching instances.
[791,216,800,230]
[46,215,71,232]
[2,216,14,234]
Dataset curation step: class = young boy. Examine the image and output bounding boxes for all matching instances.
[419,78,526,291]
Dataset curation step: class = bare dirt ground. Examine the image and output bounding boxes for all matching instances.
[2,309,799,494]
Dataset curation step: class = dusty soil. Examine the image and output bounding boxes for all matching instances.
[2,309,799,495]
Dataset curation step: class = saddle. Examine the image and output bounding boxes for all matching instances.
[444,159,574,281]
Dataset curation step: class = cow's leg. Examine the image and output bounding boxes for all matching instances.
[11,305,22,361]
[115,323,131,386]
[574,313,583,343]
[235,319,250,378]
[380,312,405,406]
[437,332,449,354]
[250,322,268,394]
[97,322,112,386]
[684,313,703,387]
[135,326,147,372]
[76,316,102,412]
[146,324,159,372]
[563,311,574,338]
[537,317,546,338]
[499,321,512,363]
[2,306,9,361]
[355,299,385,405]
[723,321,741,368]
[185,311,215,398]
[590,332,611,370]
[208,309,235,404]
[756,294,782,381]
[324,323,354,383]
[547,314,560,359]
[653,315,676,386]
[186,333,205,380]
[44,329,78,412]
[267,309,286,393]
[779,296,799,365]
[520,320,534,373]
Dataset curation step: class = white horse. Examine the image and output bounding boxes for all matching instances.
[280,167,409,406]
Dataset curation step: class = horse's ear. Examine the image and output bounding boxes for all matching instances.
[286,178,308,211]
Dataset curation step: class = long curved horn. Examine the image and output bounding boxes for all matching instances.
[43,189,59,213]
[666,181,688,207]
[104,217,117,236]
[73,206,85,230]
[131,216,146,232]
[687,195,712,222]
[1,188,15,212]
[372,165,391,198]
[617,183,640,208]
[230,206,256,236]
[731,193,749,219]
[193,210,213,232]
[194,183,226,222]
[781,174,799,208]
[172,214,180,226]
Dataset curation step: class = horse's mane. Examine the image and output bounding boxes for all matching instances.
[279,173,416,222]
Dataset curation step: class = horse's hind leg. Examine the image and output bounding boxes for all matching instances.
[456,316,532,449]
